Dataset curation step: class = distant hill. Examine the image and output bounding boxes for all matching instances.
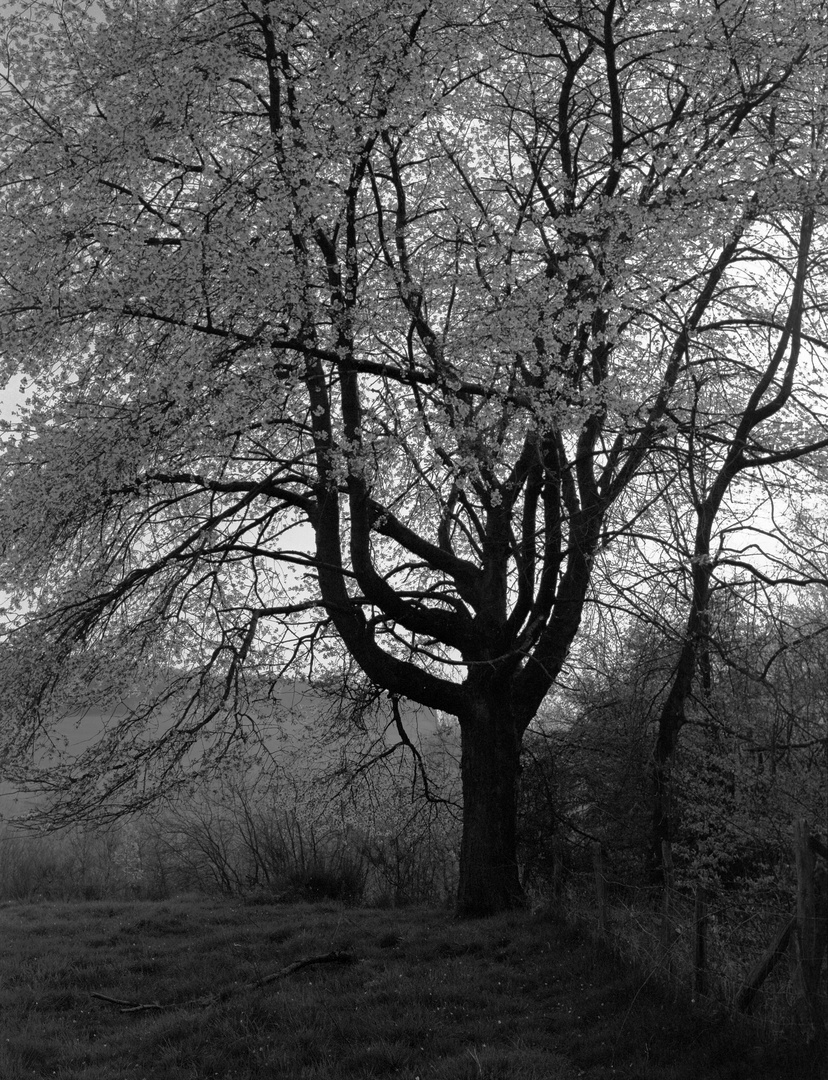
[0,678,459,820]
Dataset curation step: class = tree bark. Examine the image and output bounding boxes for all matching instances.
[650,650,692,871]
[649,557,713,873]
[456,686,525,917]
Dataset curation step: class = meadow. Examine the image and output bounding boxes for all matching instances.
[0,896,809,1080]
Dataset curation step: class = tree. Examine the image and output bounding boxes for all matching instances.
[1,0,826,914]
[646,182,828,863]
[525,583,827,894]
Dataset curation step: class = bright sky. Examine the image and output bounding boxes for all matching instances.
[0,376,22,422]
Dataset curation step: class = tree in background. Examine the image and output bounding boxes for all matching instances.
[658,590,828,898]
[527,580,827,900]
[1,0,827,914]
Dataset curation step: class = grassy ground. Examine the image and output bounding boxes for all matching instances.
[0,896,810,1080]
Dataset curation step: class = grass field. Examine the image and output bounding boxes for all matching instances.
[0,896,810,1079]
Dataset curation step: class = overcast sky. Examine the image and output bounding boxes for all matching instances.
[0,376,22,421]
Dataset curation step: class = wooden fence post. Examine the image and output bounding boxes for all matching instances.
[660,840,675,972]
[794,819,827,1048]
[592,842,608,937]
[693,882,708,998]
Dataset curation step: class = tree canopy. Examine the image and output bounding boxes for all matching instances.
[1,0,827,914]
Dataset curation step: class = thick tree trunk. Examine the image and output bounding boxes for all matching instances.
[456,688,525,917]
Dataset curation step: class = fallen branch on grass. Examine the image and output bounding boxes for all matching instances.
[253,949,357,986]
[91,950,358,1013]
[89,993,168,1013]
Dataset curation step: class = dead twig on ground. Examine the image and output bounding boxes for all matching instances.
[91,950,358,1013]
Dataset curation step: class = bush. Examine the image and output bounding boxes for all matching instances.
[0,822,152,901]
[287,855,367,903]
[0,710,462,907]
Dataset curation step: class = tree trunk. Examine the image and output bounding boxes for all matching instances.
[456,688,525,917]
[651,714,680,873]
[650,633,696,873]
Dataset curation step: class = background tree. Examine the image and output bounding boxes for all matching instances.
[647,174,828,864]
[527,584,827,899]
[1,0,827,915]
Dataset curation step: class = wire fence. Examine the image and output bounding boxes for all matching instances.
[558,821,826,1050]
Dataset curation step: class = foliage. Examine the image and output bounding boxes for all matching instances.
[525,596,827,899]
[669,605,828,897]
[0,821,143,902]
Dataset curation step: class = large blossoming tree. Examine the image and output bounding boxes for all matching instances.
[1,0,826,914]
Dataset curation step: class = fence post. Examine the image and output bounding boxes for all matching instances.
[592,842,609,937]
[660,840,675,973]
[794,819,827,1048]
[693,882,708,998]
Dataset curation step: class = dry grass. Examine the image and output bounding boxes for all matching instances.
[0,895,810,1080]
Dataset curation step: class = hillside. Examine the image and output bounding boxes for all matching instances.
[0,678,458,821]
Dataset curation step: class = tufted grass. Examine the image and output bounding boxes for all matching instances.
[0,896,810,1079]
